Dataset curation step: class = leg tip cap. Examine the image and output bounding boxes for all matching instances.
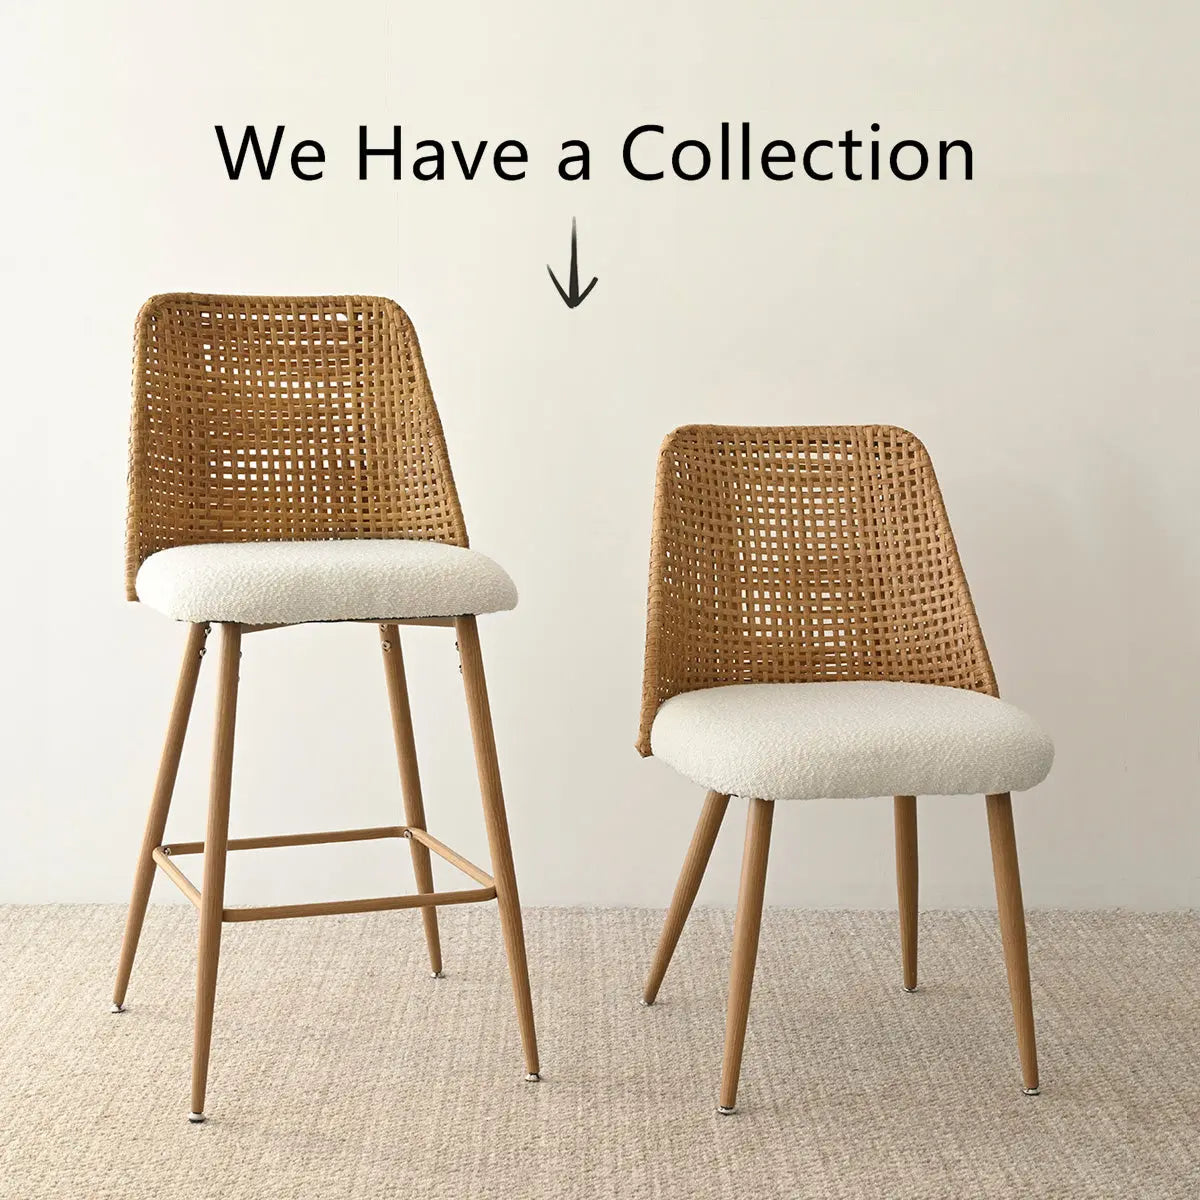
[187,1112,206,1124]
[430,970,446,980]
[109,1003,126,1014]
[716,1105,737,1116]
[1022,1086,1041,1097]
[902,986,918,994]
[524,1073,542,1083]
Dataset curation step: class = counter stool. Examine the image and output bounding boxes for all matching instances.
[112,294,540,1121]
[636,425,1054,1113]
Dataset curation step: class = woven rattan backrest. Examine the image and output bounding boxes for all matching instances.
[637,425,997,755]
[125,294,467,599]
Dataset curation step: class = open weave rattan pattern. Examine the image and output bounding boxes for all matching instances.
[637,425,997,755]
[125,294,468,601]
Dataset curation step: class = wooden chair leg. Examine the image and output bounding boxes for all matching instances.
[454,616,540,1080]
[985,793,1040,1094]
[379,624,443,976]
[642,790,729,1005]
[718,797,774,1114]
[189,623,242,1123]
[112,622,209,1011]
[894,795,918,993]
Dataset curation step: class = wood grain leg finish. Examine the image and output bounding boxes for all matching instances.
[379,624,443,976]
[112,622,209,1011]
[986,793,1040,1094]
[455,617,540,1079]
[642,791,730,1005]
[894,795,918,993]
[718,797,775,1114]
[189,624,242,1122]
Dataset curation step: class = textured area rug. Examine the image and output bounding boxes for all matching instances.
[1,906,1197,1199]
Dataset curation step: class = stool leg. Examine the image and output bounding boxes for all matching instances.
[894,795,918,993]
[379,624,443,977]
[718,797,774,1114]
[642,790,729,1005]
[985,793,1040,1095]
[189,623,241,1123]
[112,622,209,1011]
[454,616,540,1080]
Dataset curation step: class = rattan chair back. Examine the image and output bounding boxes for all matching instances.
[125,294,467,600]
[637,424,997,755]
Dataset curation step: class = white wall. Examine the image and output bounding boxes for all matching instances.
[2,1,1196,910]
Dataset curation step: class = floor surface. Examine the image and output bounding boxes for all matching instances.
[1,906,1197,1199]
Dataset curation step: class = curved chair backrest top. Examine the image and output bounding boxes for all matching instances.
[637,424,997,756]
[125,294,467,600]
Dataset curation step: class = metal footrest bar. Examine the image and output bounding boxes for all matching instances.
[224,886,496,923]
[151,847,200,908]
[162,825,407,856]
[152,825,496,923]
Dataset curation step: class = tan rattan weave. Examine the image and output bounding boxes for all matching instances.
[636,425,997,755]
[125,294,467,600]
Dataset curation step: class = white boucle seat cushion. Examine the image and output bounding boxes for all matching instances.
[135,539,517,624]
[650,682,1054,801]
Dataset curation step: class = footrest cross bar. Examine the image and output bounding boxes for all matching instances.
[152,825,496,922]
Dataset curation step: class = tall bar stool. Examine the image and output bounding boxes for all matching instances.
[636,425,1054,1113]
[113,294,540,1121]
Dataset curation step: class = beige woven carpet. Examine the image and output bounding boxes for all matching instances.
[1,907,1197,1199]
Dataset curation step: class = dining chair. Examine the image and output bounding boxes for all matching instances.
[636,424,1054,1114]
[113,293,540,1122]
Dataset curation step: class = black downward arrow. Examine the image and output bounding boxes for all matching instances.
[547,218,598,309]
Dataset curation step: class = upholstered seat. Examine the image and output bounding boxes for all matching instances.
[649,681,1054,802]
[135,539,518,624]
